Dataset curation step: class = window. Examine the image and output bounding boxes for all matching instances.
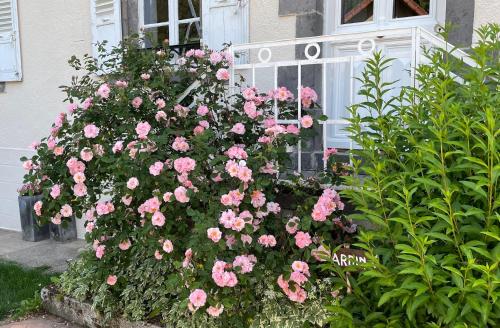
[330,0,440,33]
[0,0,22,81]
[393,0,430,19]
[139,0,201,50]
[341,0,374,24]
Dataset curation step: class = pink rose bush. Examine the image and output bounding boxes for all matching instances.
[21,37,356,325]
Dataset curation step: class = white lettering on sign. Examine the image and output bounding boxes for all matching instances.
[332,249,367,267]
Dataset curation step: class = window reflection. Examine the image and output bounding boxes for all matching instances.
[179,0,200,20]
[393,0,430,18]
[144,0,168,24]
[341,0,374,24]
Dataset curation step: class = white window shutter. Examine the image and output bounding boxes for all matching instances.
[202,0,249,52]
[0,0,22,81]
[91,0,122,58]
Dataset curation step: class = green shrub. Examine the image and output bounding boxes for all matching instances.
[325,24,500,327]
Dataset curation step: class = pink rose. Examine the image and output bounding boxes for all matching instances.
[34,201,42,216]
[162,239,173,253]
[80,148,93,162]
[67,103,78,114]
[122,195,133,206]
[294,231,312,249]
[209,51,223,64]
[216,68,230,81]
[207,227,222,243]
[286,124,300,135]
[241,234,253,245]
[300,115,313,128]
[127,177,139,190]
[131,97,143,109]
[291,261,310,274]
[206,305,224,317]
[115,80,128,88]
[193,125,205,135]
[60,204,73,218]
[141,73,150,80]
[22,160,33,171]
[230,123,246,135]
[50,184,61,199]
[73,183,87,197]
[323,147,338,161]
[197,105,209,116]
[53,146,64,156]
[82,97,93,110]
[95,245,105,259]
[244,101,258,119]
[189,289,207,308]
[258,235,276,247]
[286,217,300,234]
[155,111,167,121]
[172,137,190,152]
[174,186,190,203]
[155,98,166,109]
[73,172,86,184]
[154,250,163,260]
[173,157,196,174]
[152,211,166,227]
[300,86,318,108]
[242,88,256,100]
[119,240,131,250]
[84,124,100,138]
[51,214,62,225]
[149,161,164,176]
[135,122,151,139]
[112,141,124,153]
[106,275,117,286]
[163,192,173,202]
[97,83,110,99]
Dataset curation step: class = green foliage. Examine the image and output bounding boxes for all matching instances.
[326,24,500,327]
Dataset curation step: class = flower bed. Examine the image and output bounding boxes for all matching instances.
[21,37,356,326]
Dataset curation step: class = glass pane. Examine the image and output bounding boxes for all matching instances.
[144,0,169,25]
[341,0,374,24]
[179,0,200,20]
[393,0,430,18]
[179,21,201,45]
[143,26,169,48]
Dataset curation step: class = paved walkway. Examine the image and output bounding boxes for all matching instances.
[0,314,82,328]
[0,229,86,272]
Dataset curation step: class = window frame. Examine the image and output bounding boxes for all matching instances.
[138,0,201,46]
[326,0,445,35]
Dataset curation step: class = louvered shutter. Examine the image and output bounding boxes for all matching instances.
[202,0,249,51]
[0,0,22,81]
[90,0,122,58]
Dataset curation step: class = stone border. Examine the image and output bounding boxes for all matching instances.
[41,286,160,328]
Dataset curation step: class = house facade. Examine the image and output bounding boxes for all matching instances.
[0,0,498,237]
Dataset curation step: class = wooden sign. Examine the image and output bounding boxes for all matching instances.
[332,248,367,267]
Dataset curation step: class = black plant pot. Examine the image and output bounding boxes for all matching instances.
[18,194,50,242]
[49,217,77,242]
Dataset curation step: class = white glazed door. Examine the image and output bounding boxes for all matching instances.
[324,0,444,149]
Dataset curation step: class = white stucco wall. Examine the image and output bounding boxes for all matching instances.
[473,0,500,43]
[241,0,296,90]
[0,0,92,237]
[249,0,295,43]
